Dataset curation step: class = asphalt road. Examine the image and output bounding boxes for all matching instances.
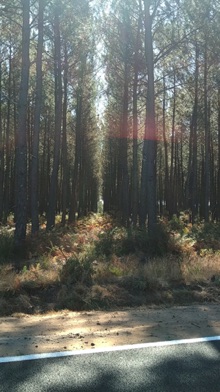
[0,339,220,392]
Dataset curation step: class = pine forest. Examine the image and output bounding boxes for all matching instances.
[1,0,220,314]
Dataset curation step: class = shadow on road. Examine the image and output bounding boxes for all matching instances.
[0,340,220,392]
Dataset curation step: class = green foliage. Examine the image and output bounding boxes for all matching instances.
[95,230,114,257]
[188,223,220,253]
[168,215,185,235]
[119,224,170,256]
[60,256,93,286]
[108,265,124,277]
[22,265,28,273]
[38,255,51,270]
[191,223,220,242]
[113,228,136,256]
[214,277,220,287]
[0,231,14,264]
[94,224,170,258]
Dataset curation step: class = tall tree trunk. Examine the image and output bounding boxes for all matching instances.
[132,57,138,226]
[31,0,44,234]
[217,83,220,220]
[200,145,205,219]
[140,0,157,231]
[0,59,4,221]
[68,52,87,223]
[39,117,51,214]
[47,2,62,229]
[204,40,210,222]
[170,69,176,216]
[191,42,199,223]
[68,88,82,223]
[118,69,129,226]
[210,133,215,220]
[132,3,141,226]
[187,41,199,223]
[14,0,30,246]
[117,12,130,226]
[162,75,169,215]
[178,124,184,211]
[27,102,32,219]
[3,46,12,223]
[61,44,68,225]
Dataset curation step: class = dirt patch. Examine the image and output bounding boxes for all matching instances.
[0,304,220,357]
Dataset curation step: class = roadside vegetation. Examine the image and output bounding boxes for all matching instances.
[0,213,220,316]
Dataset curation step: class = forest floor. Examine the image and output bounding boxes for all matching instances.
[0,213,220,356]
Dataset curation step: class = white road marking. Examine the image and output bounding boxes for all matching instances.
[0,335,220,363]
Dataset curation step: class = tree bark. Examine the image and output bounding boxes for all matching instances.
[68,85,83,223]
[191,42,199,223]
[140,0,157,231]
[117,11,130,226]
[132,3,141,226]
[3,46,12,223]
[61,43,68,225]
[31,0,44,234]
[47,1,62,229]
[204,40,210,222]
[14,0,30,246]
[217,84,220,220]
[162,74,169,215]
[0,59,4,222]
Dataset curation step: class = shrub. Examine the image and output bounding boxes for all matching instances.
[60,256,93,286]
[94,224,171,258]
[38,254,51,270]
[128,224,170,256]
[195,223,220,241]
[147,223,170,256]
[189,223,220,253]
[57,283,89,311]
[114,238,135,256]
[95,230,114,257]
[0,230,14,264]
[168,215,185,235]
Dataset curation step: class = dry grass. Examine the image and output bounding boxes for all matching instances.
[143,256,183,288]
[93,251,220,291]
[0,261,60,293]
[0,213,220,315]
[0,265,20,292]
[181,253,220,284]
[93,254,140,283]
[19,264,60,289]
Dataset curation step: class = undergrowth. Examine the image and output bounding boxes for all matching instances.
[95,223,172,258]
[0,230,14,264]
[0,213,220,315]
